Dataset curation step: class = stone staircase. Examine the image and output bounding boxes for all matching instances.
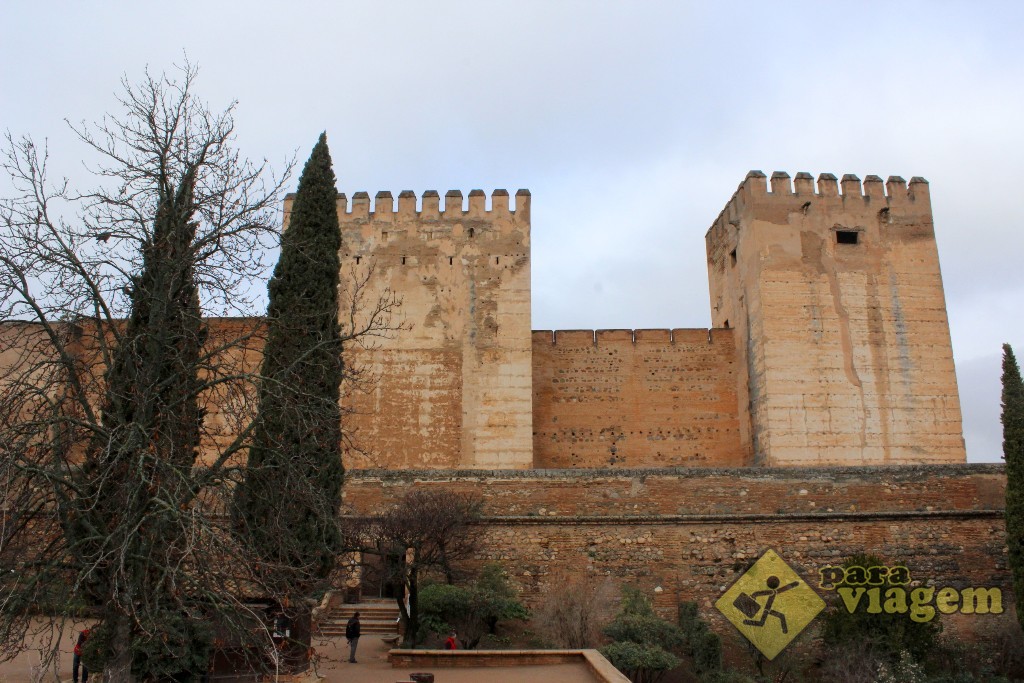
[316,598,401,638]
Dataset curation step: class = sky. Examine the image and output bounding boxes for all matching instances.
[1,1,1021,463]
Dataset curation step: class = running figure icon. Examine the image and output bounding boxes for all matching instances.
[735,575,800,634]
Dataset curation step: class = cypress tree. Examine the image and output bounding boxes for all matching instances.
[1002,343,1024,632]
[236,133,344,630]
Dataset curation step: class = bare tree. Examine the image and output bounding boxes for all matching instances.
[533,572,618,649]
[353,489,483,648]
[0,64,397,681]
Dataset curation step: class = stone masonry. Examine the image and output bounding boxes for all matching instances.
[706,172,965,466]
[324,171,966,469]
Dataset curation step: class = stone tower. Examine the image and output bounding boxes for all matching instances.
[284,189,533,470]
[706,171,966,466]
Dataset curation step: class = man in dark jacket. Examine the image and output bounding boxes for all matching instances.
[345,612,361,663]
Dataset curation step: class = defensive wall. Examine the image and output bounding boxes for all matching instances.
[706,172,965,466]
[285,189,534,470]
[532,328,743,468]
[343,464,1012,650]
[318,170,967,470]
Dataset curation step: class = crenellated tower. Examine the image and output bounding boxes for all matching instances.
[283,189,533,470]
[706,171,966,466]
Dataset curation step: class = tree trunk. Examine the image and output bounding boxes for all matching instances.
[103,617,135,683]
[283,602,312,673]
[401,574,420,649]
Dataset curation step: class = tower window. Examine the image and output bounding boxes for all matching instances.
[836,230,859,245]
[468,228,475,238]
[401,256,407,265]
[354,256,361,264]
[730,248,737,266]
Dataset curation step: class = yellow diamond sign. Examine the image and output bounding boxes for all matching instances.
[715,549,824,660]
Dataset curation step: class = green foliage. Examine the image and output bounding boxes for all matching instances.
[1002,343,1024,633]
[603,615,684,652]
[678,601,722,678]
[418,564,528,648]
[821,554,941,665]
[419,583,469,638]
[603,587,685,651]
[236,132,344,585]
[84,612,213,681]
[599,641,681,683]
[601,586,685,683]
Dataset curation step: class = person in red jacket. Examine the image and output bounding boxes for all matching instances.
[73,628,90,683]
[444,631,458,650]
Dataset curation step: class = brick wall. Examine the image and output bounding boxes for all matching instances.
[532,329,745,468]
[343,465,1011,648]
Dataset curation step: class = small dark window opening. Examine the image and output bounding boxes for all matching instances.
[449,257,454,266]
[495,256,500,265]
[354,256,361,264]
[724,320,730,329]
[836,230,859,245]
[468,228,475,238]
[729,248,737,266]
[401,256,407,265]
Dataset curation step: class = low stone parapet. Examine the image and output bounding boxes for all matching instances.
[388,649,630,682]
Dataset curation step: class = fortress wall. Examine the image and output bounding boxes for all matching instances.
[286,190,533,470]
[344,465,1011,646]
[707,172,966,466]
[531,328,745,468]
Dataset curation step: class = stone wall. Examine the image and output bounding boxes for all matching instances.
[343,465,1011,648]
[706,171,966,466]
[532,328,744,468]
[285,189,533,470]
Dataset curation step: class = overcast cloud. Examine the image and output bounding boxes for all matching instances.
[2,1,1020,463]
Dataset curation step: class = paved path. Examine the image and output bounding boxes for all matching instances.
[315,635,600,683]
[0,627,599,683]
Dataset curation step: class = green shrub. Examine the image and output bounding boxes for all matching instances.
[599,640,681,683]
[600,586,685,683]
[821,554,941,665]
[418,564,528,649]
[678,601,722,677]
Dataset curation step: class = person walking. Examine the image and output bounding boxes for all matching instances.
[72,627,90,683]
[345,611,361,663]
[444,630,458,650]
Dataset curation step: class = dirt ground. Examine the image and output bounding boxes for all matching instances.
[0,625,601,683]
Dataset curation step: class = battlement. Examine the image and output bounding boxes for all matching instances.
[284,188,529,225]
[531,328,733,347]
[707,170,932,241]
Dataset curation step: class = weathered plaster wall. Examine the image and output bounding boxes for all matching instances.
[284,190,533,470]
[532,328,745,468]
[343,465,1010,647]
[707,172,966,466]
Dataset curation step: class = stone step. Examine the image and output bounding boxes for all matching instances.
[319,624,398,635]
[325,610,397,618]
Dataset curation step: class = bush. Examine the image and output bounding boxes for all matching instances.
[599,640,681,683]
[678,601,722,678]
[600,586,685,683]
[821,554,941,665]
[533,573,617,648]
[418,564,527,649]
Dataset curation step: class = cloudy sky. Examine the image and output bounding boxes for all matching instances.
[1,1,1020,462]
